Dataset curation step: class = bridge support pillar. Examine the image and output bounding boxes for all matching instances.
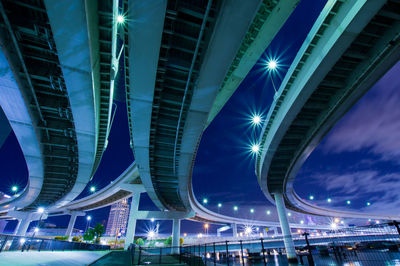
[15,218,32,236]
[172,218,180,254]
[274,193,297,263]
[231,223,238,237]
[124,192,141,250]
[65,212,81,239]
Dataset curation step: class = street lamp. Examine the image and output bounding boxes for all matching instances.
[250,208,255,214]
[309,195,314,200]
[366,202,371,206]
[117,14,125,24]
[266,210,271,215]
[86,216,92,231]
[202,198,208,204]
[11,185,18,193]
[346,200,351,205]
[327,198,332,203]
[233,206,238,211]
[90,186,96,193]
[266,59,278,70]
[251,115,262,126]
[204,224,209,237]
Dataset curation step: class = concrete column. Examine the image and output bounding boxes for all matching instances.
[172,218,180,253]
[13,219,22,235]
[274,193,297,263]
[15,218,31,236]
[124,192,141,250]
[231,223,238,237]
[66,213,79,239]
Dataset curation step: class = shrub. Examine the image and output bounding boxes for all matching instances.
[179,237,184,245]
[72,236,80,242]
[54,236,68,240]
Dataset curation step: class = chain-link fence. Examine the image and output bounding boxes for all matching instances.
[128,222,400,265]
[0,234,110,252]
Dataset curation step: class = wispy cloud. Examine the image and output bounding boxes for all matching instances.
[308,170,400,215]
[323,62,400,164]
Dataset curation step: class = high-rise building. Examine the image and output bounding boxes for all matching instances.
[105,199,130,236]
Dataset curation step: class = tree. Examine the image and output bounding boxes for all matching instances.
[83,229,94,241]
[179,237,184,246]
[92,223,105,243]
[136,238,144,246]
[164,236,172,246]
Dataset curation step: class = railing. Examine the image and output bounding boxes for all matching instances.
[0,234,110,252]
[128,223,400,265]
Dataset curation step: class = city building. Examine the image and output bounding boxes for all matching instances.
[105,199,130,236]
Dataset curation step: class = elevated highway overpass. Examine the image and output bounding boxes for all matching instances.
[256,0,400,220]
[0,0,117,230]
[255,0,400,261]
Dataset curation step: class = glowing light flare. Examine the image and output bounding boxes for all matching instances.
[233,206,238,211]
[244,225,253,235]
[267,59,278,70]
[250,208,254,213]
[327,198,332,203]
[87,216,92,221]
[366,202,371,206]
[204,223,209,229]
[309,195,314,200]
[266,210,271,215]
[147,230,155,239]
[90,186,96,193]
[202,198,208,204]
[37,207,44,214]
[346,200,351,205]
[330,223,337,230]
[11,186,18,192]
[34,227,39,233]
[117,14,125,24]
[251,115,262,126]
[300,220,304,224]
[217,203,222,208]
[287,212,292,217]
[251,144,260,154]
[150,218,155,222]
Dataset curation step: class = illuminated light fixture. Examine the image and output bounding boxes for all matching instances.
[267,59,278,70]
[376,220,380,224]
[250,208,255,213]
[202,198,208,204]
[340,221,344,224]
[233,206,238,211]
[37,207,44,214]
[147,230,155,239]
[34,227,39,233]
[287,212,292,217]
[117,14,125,24]
[11,186,18,192]
[183,233,187,237]
[297,229,302,233]
[366,202,371,206]
[252,115,262,126]
[300,220,304,224]
[204,224,209,229]
[330,223,337,230]
[87,216,92,221]
[150,218,155,222]
[327,198,332,203]
[266,210,271,215]
[251,144,260,154]
[90,186,96,193]
[309,195,314,200]
[244,226,253,235]
[334,218,340,224]
[217,203,222,208]
[20,238,26,244]
[346,200,351,205]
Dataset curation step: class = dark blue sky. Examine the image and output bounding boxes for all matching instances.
[1,0,399,235]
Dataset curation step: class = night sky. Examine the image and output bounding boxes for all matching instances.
[1,0,399,236]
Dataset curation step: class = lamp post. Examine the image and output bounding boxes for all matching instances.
[86,216,92,231]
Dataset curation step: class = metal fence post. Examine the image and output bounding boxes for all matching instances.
[260,238,266,266]
[225,241,229,266]
[179,245,182,263]
[38,239,44,252]
[240,240,244,266]
[204,243,207,266]
[303,232,314,266]
[138,246,142,265]
[159,247,162,264]
[213,242,216,266]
